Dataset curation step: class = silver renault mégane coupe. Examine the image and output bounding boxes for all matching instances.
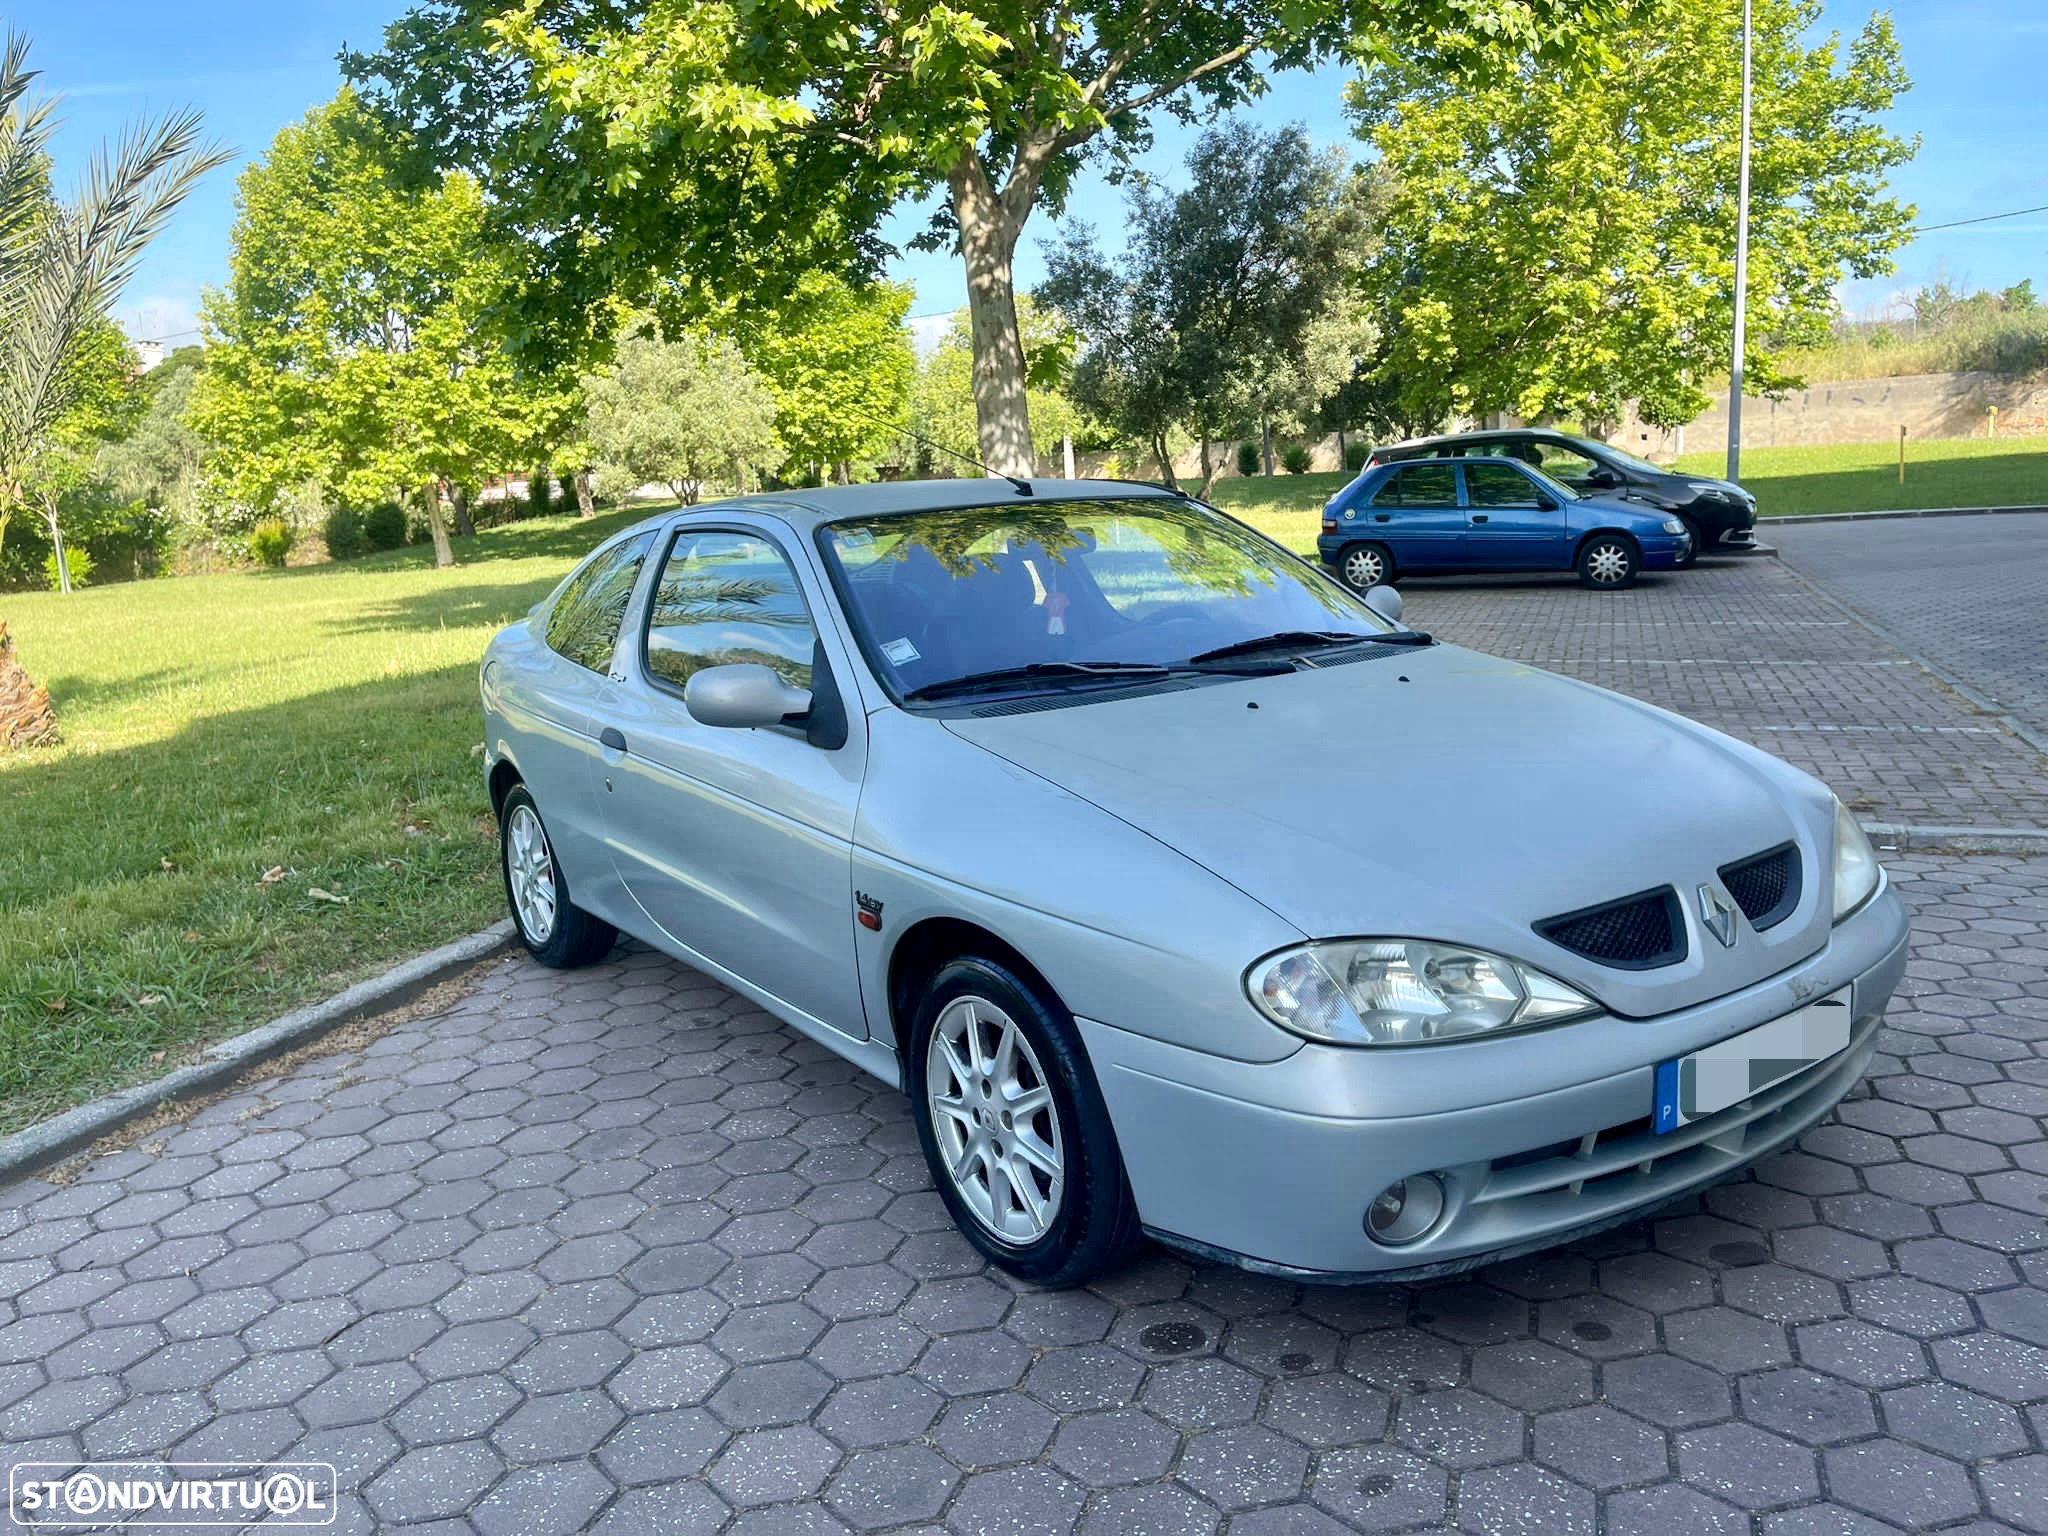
[480,477,1909,1286]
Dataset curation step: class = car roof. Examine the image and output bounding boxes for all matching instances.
[1379,427,1599,455]
[610,477,1182,540]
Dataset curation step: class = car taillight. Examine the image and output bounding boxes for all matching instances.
[1321,519,1338,535]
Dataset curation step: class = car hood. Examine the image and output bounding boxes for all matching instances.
[943,645,1836,1018]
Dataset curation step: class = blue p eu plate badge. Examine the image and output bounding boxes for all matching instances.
[1654,986,1853,1134]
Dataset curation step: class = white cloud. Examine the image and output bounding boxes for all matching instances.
[908,311,955,359]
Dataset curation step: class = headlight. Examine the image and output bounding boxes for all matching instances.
[1662,518,1687,535]
[1832,798,1882,921]
[1685,481,1727,496]
[1246,940,1598,1047]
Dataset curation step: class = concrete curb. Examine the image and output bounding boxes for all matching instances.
[1766,504,2048,526]
[1864,823,2048,854]
[0,921,516,1184]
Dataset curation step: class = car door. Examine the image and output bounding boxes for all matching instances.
[494,530,658,891]
[593,517,871,1041]
[1459,461,1568,570]
[1363,462,1467,570]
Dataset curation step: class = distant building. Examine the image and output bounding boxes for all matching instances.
[132,338,163,374]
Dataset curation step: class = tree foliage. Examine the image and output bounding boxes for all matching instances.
[0,31,227,605]
[738,274,915,480]
[582,332,781,505]
[189,92,576,564]
[1040,120,1375,490]
[345,1,1638,474]
[1351,0,1916,428]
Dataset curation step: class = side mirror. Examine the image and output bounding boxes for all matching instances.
[685,663,813,729]
[1535,494,1559,511]
[1585,467,1622,490]
[1364,585,1404,625]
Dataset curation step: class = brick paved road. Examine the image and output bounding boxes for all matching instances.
[4,854,2046,1534]
[1773,513,2048,745]
[1396,552,2048,832]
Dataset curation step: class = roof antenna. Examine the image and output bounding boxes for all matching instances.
[839,402,1034,496]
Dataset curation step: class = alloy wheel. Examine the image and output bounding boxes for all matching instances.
[925,995,1066,1244]
[505,803,558,943]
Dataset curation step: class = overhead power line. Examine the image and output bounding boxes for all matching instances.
[1907,202,2048,235]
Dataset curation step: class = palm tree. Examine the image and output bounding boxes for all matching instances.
[0,32,228,745]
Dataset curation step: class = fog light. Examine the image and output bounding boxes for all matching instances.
[1365,1174,1444,1246]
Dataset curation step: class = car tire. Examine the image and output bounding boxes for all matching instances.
[499,783,616,968]
[908,956,1140,1287]
[1576,533,1641,590]
[1676,517,1703,566]
[1339,541,1395,592]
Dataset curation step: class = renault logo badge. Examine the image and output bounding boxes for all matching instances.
[1699,884,1739,948]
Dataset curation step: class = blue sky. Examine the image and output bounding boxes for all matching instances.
[7,0,2043,348]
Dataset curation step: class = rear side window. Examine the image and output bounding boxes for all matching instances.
[1372,463,1458,508]
[1464,462,1544,506]
[545,532,654,672]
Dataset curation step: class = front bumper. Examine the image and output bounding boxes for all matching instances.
[1642,532,1691,570]
[1080,882,1909,1279]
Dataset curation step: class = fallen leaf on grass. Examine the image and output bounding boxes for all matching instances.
[137,993,162,1008]
[181,929,201,944]
[257,865,286,890]
[159,857,177,872]
[45,997,66,1013]
[307,887,349,905]
[149,1050,165,1063]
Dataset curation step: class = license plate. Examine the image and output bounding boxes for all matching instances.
[1653,986,1853,1134]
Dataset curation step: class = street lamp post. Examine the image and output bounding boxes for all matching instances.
[1725,0,1753,484]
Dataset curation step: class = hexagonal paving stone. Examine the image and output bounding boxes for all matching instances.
[1674,1424,1819,1510]
[823,1444,959,1530]
[709,1425,845,1507]
[1048,1408,1179,1486]
[1310,1445,1449,1532]
[1737,1367,1879,1446]
[1177,1425,1312,1511]
[933,1391,1058,1470]
[1822,1441,1981,1528]
[1533,1404,1668,1490]
[1880,1381,2029,1460]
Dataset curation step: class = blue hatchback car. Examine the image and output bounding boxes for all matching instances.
[1318,456,1692,591]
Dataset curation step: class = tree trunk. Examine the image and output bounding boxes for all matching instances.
[1261,421,1275,477]
[949,153,1035,478]
[1062,434,1075,479]
[42,501,71,594]
[420,482,454,568]
[1151,433,1179,492]
[0,622,58,748]
[1336,426,1348,471]
[450,482,476,537]
[574,467,596,518]
[1198,436,1226,499]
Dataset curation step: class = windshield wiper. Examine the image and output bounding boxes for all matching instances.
[1187,630,1382,665]
[903,658,1286,703]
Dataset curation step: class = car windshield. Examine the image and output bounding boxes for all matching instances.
[819,497,1393,700]
[1589,441,1666,476]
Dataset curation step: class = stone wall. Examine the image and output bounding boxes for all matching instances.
[1610,371,2048,460]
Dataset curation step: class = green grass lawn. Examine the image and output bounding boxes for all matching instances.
[0,503,653,1132]
[1673,435,2048,518]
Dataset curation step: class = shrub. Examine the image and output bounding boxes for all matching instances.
[1236,441,1262,477]
[248,518,296,568]
[43,547,92,590]
[1345,440,1371,472]
[526,468,553,518]
[1282,444,1313,475]
[322,504,366,561]
[359,501,407,552]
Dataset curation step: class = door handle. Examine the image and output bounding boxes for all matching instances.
[1471,514,1489,523]
[1373,513,1391,522]
[599,726,628,754]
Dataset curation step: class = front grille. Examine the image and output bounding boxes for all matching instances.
[1720,843,1801,932]
[1535,887,1686,971]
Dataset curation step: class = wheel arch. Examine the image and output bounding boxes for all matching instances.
[487,757,523,818]
[885,916,1062,1062]
[1575,527,1643,558]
